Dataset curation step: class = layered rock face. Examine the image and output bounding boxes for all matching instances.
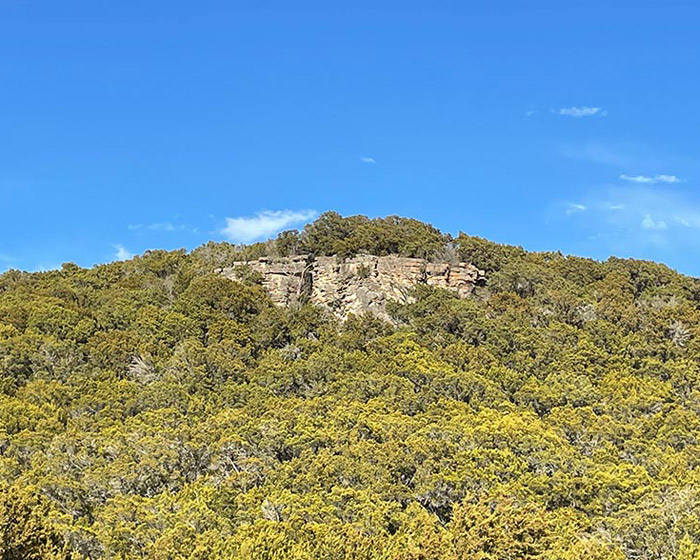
[221,254,484,319]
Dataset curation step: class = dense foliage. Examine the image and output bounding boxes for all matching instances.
[2,214,700,559]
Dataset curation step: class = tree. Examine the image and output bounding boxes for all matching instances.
[0,485,68,560]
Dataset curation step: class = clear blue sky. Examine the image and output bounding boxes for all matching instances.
[2,1,700,276]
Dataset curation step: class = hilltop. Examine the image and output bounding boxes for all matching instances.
[1,212,700,559]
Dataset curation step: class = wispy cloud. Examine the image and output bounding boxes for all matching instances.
[130,222,174,232]
[566,203,587,215]
[641,214,667,230]
[561,184,700,255]
[620,174,681,184]
[360,156,376,164]
[557,106,607,118]
[221,209,317,244]
[561,142,634,167]
[34,263,62,272]
[128,221,193,233]
[114,244,134,261]
[560,141,672,172]
[0,253,16,272]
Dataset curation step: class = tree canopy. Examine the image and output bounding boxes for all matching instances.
[1,213,700,558]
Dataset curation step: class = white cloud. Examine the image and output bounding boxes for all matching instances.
[566,203,587,215]
[360,156,376,164]
[620,174,681,184]
[641,214,667,230]
[564,185,700,253]
[557,106,606,118]
[620,175,654,184]
[555,183,700,271]
[114,244,134,261]
[600,188,700,232]
[221,209,317,243]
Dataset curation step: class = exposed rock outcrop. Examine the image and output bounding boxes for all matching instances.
[221,254,485,320]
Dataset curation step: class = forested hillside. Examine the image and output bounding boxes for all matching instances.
[2,213,700,559]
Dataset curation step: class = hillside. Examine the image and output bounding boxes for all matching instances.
[1,212,700,559]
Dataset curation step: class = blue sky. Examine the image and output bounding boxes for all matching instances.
[2,1,700,276]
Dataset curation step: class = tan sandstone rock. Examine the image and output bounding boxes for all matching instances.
[221,254,484,320]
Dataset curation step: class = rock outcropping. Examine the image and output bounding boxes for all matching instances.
[221,254,485,320]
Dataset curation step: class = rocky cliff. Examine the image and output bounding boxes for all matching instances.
[221,254,485,320]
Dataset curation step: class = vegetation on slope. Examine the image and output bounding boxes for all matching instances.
[1,213,700,559]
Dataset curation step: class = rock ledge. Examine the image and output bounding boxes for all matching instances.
[221,254,485,319]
